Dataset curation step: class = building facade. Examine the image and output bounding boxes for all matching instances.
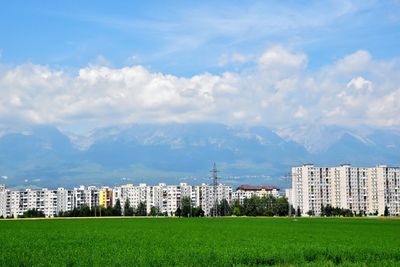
[0,182,233,217]
[232,185,280,204]
[288,164,400,216]
[0,185,101,218]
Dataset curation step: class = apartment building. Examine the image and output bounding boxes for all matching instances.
[112,183,152,213]
[195,183,232,215]
[113,183,231,216]
[1,182,233,217]
[0,185,102,218]
[99,187,113,208]
[288,164,400,216]
[232,184,280,204]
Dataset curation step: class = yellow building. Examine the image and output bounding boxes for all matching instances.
[99,187,113,208]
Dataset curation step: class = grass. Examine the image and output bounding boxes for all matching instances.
[0,217,399,266]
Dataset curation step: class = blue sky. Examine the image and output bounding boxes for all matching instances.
[0,1,400,133]
[1,1,399,76]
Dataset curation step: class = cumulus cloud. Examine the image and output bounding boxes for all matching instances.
[347,76,373,92]
[1,175,8,180]
[258,46,307,71]
[0,46,399,132]
[331,50,372,75]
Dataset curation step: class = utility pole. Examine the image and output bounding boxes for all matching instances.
[281,171,292,217]
[211,163,219,217]
[287,172,292,217]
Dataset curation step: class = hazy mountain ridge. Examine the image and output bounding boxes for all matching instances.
[0,123,399,188]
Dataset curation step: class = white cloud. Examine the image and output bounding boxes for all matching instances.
[329,50,371,75]
[1,175,8,180]
[0,47,399,132]
[294,106,308,118]
[218,52,254,66]
[258,46,307,70]
[347,76,373,92]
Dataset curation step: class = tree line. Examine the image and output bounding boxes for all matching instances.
[58,199,148,217]
[229,195,292,217]
[6,195,392,218]
[4,195,293,218]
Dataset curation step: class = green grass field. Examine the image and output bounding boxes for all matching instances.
[0,217,399,266]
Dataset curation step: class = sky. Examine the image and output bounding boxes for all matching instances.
[0,0,400,134]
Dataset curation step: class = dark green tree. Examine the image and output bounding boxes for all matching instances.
[113,199,122,216]
[191,206,205,217]
[296,206,301,217]
[384,206,389,216]
[275,197,289,216]
[136,202,147,216]
[218,199,231,216]
[175,207,182,217]
[124,198,134,216]
[150,206,158,216]
[307,210,315,216]
[181,196,192,217]
[20,208,45,218]
[242,195,260,216]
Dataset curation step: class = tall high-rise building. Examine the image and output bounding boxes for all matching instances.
[288,164,400,216]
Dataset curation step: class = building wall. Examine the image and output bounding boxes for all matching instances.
[290,164,400,216]
[0,182,232,217]
[99,187,113,208]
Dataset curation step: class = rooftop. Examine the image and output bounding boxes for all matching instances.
[236,184,279,191]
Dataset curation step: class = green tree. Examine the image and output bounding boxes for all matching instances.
[231,199,241,216]
[242,195,260,216]
[384,206,389,216]
[20,208,45,218]
[113,199,122,216]
[150,206,158,216]
[307,210,315,216]
[181,196,192,217]
[175,207,182,217]
[232,206,241,216]
[124,198,133,216]
[275,197,289,216]
[136,202,147,216]
[296,206,301,217]
[191,207,205,217]
[218,199,231,216]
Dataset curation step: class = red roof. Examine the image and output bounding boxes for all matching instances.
[236,184,279,191]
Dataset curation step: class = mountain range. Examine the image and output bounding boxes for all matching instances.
[0,123,399,189]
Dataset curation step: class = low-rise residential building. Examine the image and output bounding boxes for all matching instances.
[232,184,280,204]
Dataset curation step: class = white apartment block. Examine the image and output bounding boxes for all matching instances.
[0,182,234,217]
[232,185,280,204]
[0,185,101,218]
[195,183,232,215]
[289,164,400,216]
[112,183,152,214]
[113,183,231,216]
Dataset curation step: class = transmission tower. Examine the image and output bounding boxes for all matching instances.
[210,163,219,217]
